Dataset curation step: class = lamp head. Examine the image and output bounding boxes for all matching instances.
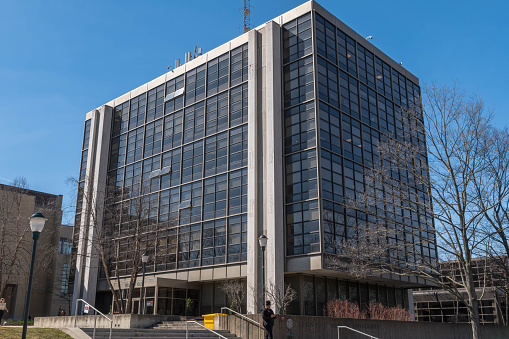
[142,253,149,263]
[30,212,47,233]
[258,234,268,249]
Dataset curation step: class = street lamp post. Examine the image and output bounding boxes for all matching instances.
[140,253,148,315]
[258,235,268,307]
[22,212,47,339]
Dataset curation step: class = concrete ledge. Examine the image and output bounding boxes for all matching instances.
[35,314,181,329]
[217,314,509,339]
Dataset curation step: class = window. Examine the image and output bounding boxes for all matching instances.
[203,174,228,220]
[357,44,375,89]
[283,56,314,108]
[126,127,144,164]
[359,83,379,129]
[185,65,206,106]
[202,218,226,265]
[339,70,360,119]
[183,101,205,144]
[181,140,203,183]
[144,119,163,157]
[229,83,248,127]
[285,149,318,203]
[205,92,229,136]
[163,110,183,151]
[204,132,228,177]
[230,44,248,86]
[228,214,247,262]
[337,28,357,77]
[229,125,248,170]
[319,102,341,155]
[284,101,315,154]
[282,13,312,64]
[228,169,247,215]
[179,181,202,224]
[178,223,201,268]
[317,56,339,107]
[165,75,185,114]
[315,14,336,64]
[286,200,319,255]
[207,53,229,97]
[321,149,344,204]
[129,93,146,129]
[161,148,181,188]
[146,84,165,123]
[61,263,69,294]
[112,101,129,136]
[59,238,72,255]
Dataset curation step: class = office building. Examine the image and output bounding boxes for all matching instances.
[414,257,509,324]
[0,183,64,319]
[71,1,436,316]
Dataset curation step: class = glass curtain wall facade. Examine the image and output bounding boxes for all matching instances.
[281,10,437,315]
[105,44,249,279]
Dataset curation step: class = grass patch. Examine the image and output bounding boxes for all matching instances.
[0,327,72,339]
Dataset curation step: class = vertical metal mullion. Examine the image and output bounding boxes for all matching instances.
[224,49,232,265]
[310,10,324,257]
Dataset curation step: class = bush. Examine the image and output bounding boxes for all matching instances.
[325,299,366,319]
[324,299,413,321]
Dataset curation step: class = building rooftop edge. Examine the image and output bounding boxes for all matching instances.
[0,183,62,199]
[85,0,419,118]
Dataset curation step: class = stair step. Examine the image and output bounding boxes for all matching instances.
[81,328,241,339]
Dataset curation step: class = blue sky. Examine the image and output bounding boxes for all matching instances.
[0,0,507,223]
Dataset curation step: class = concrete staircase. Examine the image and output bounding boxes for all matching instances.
[153,319,204,330]
[81,320,241,338]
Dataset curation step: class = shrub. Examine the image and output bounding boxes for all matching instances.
[324,299,413,321]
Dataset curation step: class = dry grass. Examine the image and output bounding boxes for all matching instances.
[0,327,72,339]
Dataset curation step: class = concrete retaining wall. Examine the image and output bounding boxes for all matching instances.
[35,314,181,329]
[216,314,509,339]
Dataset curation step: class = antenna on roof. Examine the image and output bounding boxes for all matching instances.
[243,0,252,33]
[194,45,203,58]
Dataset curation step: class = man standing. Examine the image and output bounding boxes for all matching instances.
[262,300,276,339]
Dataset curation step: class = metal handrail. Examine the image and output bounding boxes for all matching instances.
[186,321,227,339]
[220,307,262,339]
[337,326,379,339]
[74,298,113,339]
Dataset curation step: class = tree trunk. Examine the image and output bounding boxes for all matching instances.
[465,272,481,339]
[469,299,481,339]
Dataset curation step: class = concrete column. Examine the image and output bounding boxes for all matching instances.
[71,105,112,314]
[263,21,285,313]
[246,29,260,314]
[71,109,99,315]
[407,288,415,320]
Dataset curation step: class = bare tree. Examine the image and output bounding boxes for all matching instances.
[329,83,506,339]
[69,175,167,314]
[221,280,246,313]
[476,128,509,325]
[265,279,297,314]
[0,178,33,299]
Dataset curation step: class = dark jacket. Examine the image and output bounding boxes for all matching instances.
[262,308,275,327]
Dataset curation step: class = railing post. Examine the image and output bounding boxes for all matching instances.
[186,320,189,339]
[93,311,97,339]
[74,300,78,328]
[109,318,113,339]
